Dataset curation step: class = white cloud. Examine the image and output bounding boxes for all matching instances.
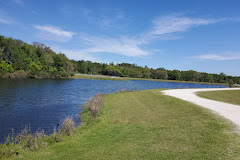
[80,8,128,29]
[36,14,230,59]
[0,10,14,24]
[60,50,99,62]
[79,35,149,57]
[0,18,10,24]
[34,25,75,42]
[51,46,99,62]
[192,52,240,60]
[151,15,223,35]
[71,15,226,58]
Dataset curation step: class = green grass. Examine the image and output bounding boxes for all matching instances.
[9,89,240,159]
[197,90,240,105]
[70,74,227,85]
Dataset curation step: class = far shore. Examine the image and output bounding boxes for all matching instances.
[70,73,229,86]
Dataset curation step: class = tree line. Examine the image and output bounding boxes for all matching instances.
[0,35,239,85]
[0,36,75,78]
[75,61,240,85]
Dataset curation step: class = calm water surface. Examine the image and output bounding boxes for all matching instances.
[0,79,227,142]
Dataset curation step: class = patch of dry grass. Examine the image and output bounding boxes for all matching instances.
[84,93,105,116]
[0,117,75,159]
[60,117,75,136]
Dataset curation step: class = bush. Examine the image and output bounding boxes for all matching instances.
[60,117,75,136]
[2,70,29,78]
[0,116,76,159]
[60,70,70,77]
[51,128,62,142]
[13,126,45,151]
[84,93,105,116]
[80,93,105,125]
[36,71,50,78]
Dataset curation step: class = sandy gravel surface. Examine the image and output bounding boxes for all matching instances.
[162,88,240,127]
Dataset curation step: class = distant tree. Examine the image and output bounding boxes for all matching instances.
[142,68,151,78]
[77,60,88,74]
[32,42,45,49]
[0,60,14,76]
[1,35,240,83]
[103,66,121,76]
[168,70,181,80]
[53,55,63,71]
[109,62,114,66]
[157,67,166,71]
[16,39,24,46]
[152,70,168,79]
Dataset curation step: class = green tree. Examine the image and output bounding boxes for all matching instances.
[53,55,63,71]
[28,61,42,77]
[152,70,168,79]
[0,60,14,76]
[103,66,121,76]
[168,70,181,80]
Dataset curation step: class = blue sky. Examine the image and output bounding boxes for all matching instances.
[0,0,240,76]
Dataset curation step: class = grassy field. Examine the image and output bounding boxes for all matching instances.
[197,90,240,105]
[70,74,227,85]
[8,89,240,160]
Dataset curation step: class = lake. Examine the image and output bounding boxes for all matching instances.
[0,79,227,142]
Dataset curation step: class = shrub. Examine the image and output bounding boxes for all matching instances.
[51,128,62,142]
[84,93,105,116]
[13,127,45,151]
[36,71,50,78]
[60,117,75,136]
[0,116,77,159]
[2,70,29,78]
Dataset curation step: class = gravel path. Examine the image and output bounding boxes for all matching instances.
[162,88,240,127]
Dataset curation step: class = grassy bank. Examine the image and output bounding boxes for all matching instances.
[197,90,240,105]
[70,74,228,85]
[7,89,240,159]
[0,116,76,159]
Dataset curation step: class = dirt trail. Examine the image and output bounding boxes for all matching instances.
[162,88,240,127]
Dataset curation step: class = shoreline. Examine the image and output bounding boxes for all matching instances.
[70,74,229,86]
[7,89,240,159]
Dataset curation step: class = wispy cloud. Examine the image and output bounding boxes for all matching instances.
[61,6,72,15]
[51,46,100,62]
[46,13,230,59]
[59,49,99,62]
[0,18,11,24]
[0,10,14,24]
[80,8,128,29]
[74,15,224,57]
[191,52,240,60]
[34,25,76,42]
[79,35,149,57]
[150,15,224,35]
